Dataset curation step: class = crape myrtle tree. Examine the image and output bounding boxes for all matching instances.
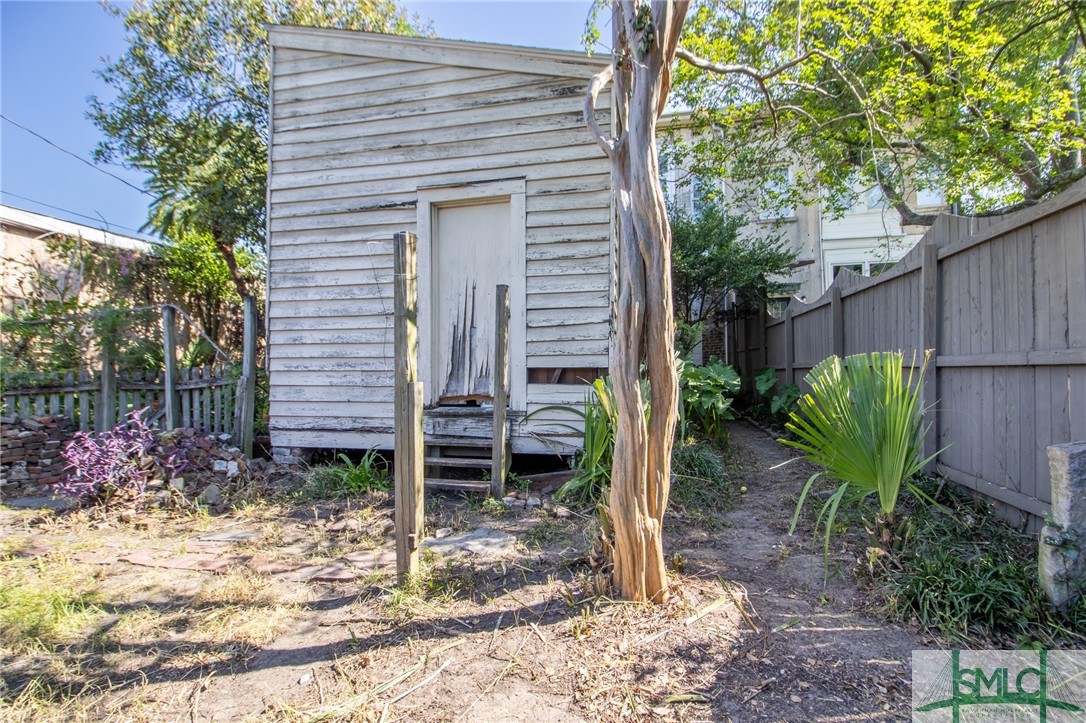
[671,0,1086,227]
[584,0,880,602]
[91,0,428,306]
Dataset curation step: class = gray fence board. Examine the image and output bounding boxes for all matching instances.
[729,180,1086,530]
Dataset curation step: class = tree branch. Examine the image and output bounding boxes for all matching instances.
[676,47,820,130]
[584,64,617,159]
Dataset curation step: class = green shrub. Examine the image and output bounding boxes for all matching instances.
[302,450,390,499]
[785,351,936,559]
[679,359,740,445]
[748,367,800,426]
[671,442,733,526]
[553,378,618,508]
[878,484,1086,647]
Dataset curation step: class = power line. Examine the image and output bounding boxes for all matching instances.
[0,113,152,196]
[1,190,168,247]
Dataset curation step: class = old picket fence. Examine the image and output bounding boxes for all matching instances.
[728,181,1086,531]
[1,364,237,435]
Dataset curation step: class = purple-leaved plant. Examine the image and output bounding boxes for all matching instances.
[59,408,179,506]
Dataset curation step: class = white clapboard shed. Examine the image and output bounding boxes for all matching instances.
[266,27,613,467]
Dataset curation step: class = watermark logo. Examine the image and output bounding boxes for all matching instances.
[913,650,1086,721]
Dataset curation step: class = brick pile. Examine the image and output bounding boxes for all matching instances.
[1,416,76,497]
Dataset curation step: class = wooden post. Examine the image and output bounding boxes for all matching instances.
[397,381,425,584]
[393,231,422,583]
[161,306,180,430]
[784,306,795,385]
[757,299,769,371]
[491,284,510,499]
[919,241,941,471]
[97,342,116,432]
[234,296,258,456]
[830,284,844,359]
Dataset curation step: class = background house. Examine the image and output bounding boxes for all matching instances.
[1,204,152,311]
[659,124,947,304]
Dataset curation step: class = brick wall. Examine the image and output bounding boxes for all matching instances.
[0,416,74,497]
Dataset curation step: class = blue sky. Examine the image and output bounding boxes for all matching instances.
[0,0,594,239]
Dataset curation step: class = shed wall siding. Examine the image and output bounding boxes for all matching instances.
[267,44,611,452]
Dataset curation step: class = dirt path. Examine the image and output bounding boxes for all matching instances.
[2,422,922,721]
[664,421,920,720]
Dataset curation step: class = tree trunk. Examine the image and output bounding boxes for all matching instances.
[586,0,688,602]
[214,238,264,337]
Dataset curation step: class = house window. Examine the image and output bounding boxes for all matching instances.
[831,263,863,279]
[866,185,889,210]
[832,261,895,280]
[759,169,794,220]
[916,186,945,208]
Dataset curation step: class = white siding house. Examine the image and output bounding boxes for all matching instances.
[266,28,612,455]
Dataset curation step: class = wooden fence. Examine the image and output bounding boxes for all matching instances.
[0,298,259,452]
[1,365,237,435]
[728,181,1086,530]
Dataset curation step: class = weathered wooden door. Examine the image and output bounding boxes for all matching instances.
[432,200,511,404]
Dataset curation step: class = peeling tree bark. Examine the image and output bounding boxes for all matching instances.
[585,0,689,603]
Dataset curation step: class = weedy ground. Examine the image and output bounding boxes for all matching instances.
[1,424,923,722]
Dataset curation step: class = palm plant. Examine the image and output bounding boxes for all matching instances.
[784,351,938,559]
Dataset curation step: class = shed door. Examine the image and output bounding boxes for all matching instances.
[432,200,511,404]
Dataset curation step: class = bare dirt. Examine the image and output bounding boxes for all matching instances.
[1,421,921,721]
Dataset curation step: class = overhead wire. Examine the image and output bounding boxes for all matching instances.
[1,113,152,196]
[0,190,163,244]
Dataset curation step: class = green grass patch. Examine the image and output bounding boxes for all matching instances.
[299,449,390,500]
[875,481,1086,647]
[670,441,734,528]
[0,553,106,654]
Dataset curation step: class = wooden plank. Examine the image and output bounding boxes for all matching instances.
[936,350,1086,366]
[492,284,511,499]
[784,307,795,384]
[181,368,192,428]
[393,231,422,583]
[1067,206,1086,349]
[200,366,211,431]
[268,25,603,79]
[79,371,91,431]
[162,306,180,429]
[236,296,258,456]
[920,242,941,468]
[830,284,844,358]
[97,344,116,432]
[63,372,75,423]
[424,478,489,493]
[396,382,425,582]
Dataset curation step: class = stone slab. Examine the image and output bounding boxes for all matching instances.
[421,527,517,558]
[2,495,79,511]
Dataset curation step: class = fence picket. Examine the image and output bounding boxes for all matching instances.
[64,372,75,422]
[3,362,237,436]
[202,365,212,432]
[80,372,91,431]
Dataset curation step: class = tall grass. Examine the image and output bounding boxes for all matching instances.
[301,449,390,499]
[552,378,618,507]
